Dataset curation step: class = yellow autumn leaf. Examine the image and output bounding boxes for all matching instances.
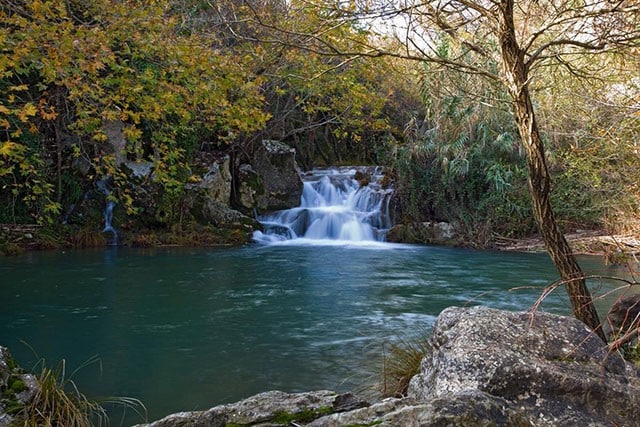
[0,105,10,115]
[0,141,20,156]
[17,103,37,122]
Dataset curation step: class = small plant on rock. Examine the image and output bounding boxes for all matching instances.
[379,335,431,398]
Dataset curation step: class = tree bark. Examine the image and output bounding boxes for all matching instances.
[498,0,605,340]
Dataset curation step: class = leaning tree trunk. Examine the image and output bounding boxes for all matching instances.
[498,0,605,340]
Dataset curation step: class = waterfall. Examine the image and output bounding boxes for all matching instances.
[253,167,393,245]
[97,178,118,245]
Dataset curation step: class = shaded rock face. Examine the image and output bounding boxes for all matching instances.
[137,306,640,427]
[386,221,458,246]
[606,293,640,343]
[184,156,254,227]
[236,140,303,213]
[103,119,127,166]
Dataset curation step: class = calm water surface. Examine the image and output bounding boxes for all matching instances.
[0,243,624,424]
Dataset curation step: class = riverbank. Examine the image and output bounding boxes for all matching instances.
[0,221,256,256]
[2,222,640,264]
[492,230,640,264]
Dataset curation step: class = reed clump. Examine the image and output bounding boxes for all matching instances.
[379,335,431,398]
[12,354,146,427]
[70,226,107,248]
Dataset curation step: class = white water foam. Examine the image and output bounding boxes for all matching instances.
[253,167,394,246]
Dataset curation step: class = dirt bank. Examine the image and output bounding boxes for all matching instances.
[494,230,640,264]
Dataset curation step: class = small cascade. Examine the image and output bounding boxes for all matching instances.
[97,178,118,245]
[253,167,394,244]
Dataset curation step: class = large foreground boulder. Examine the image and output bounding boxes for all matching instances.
[408,306,640,426]
[136,306,640,427]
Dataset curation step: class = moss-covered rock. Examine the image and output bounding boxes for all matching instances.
[136,391,368,427]
[386,221,459,246]
[0,347,38,426]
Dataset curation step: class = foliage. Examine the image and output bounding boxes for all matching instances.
[69,225,106,248]
[392,39,640,242]
[0,0,269,224]
[1,0,638,243]
[0,239,24,256]
[623,343,640,368]
[392,53,536,242]
[191,0,417,168]
[260,51,395,167]
[535,53,640,234]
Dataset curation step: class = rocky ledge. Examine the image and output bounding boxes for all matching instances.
[134,306,640,427]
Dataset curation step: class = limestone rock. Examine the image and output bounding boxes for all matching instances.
[103,120,127,166]
[606,293,640,342]
[124,161,154,179]
[0,347,38,427]
[136,390,368,427]
[311,391,531,427]
[237,140,303,213]
[409,306,640,427]
[386,221,458,246]
[185,156,258,228]
[236,163,261,211]
[199,156,232,205]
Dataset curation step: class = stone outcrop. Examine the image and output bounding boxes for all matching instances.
[103,119,127,166]
[408,306,640,427]
[134,306,640,427]
[119,155,257,230]
[236,140,303,213]
[185,156,253,227]
[135,390,368,427]
[386,221,458,246]
[0,347,38,427]
[606,293,640,343]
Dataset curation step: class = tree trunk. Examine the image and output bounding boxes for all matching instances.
[499,0,605,340]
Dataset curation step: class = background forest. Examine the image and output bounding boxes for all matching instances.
[1,0,639,248]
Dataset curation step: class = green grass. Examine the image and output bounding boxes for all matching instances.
[379,335,431,398]
[10,349,146,427]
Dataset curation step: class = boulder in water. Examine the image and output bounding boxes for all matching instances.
[386,221,458,246]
